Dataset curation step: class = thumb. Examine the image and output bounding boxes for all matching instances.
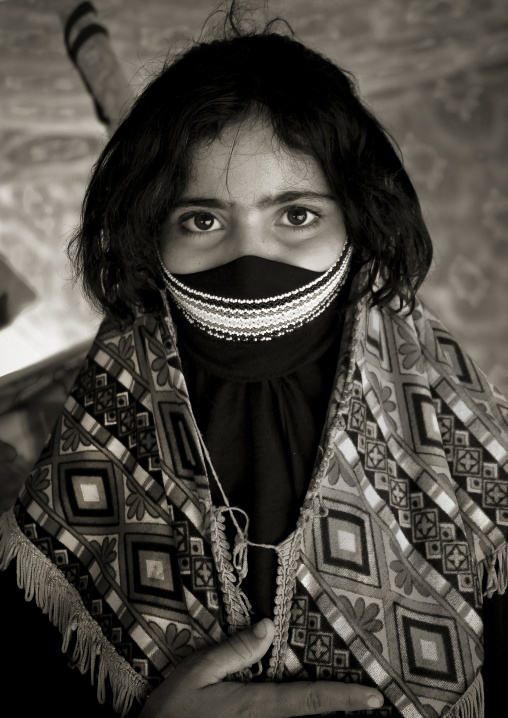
[190,619,275,687]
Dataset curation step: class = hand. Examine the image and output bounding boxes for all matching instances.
[138,618,384,717]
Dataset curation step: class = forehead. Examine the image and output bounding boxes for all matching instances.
[186,119,330,199]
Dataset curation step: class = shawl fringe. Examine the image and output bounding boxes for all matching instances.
[0,508,150,717]
[447,672,484,718]
[478,542,508,599]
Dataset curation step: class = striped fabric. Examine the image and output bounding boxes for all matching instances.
[160,241,353,341]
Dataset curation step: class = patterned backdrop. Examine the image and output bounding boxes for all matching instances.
[0,0,507,510]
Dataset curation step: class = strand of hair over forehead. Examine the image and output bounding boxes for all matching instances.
[197,0,295,43]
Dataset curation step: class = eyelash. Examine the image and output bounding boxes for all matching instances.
[177,206,322,235]
[282,206,322,232]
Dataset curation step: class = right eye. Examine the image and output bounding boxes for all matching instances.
[180,212,223,233]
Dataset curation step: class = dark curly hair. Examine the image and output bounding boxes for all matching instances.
[69,3,433,328]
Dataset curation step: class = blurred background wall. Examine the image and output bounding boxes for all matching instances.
[0,0,507,509]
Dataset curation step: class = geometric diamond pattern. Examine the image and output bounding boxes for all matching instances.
[305,631,333,665]
[404,385,443,454]
[343,359,483,614]
[443,543,470,573]
[412,509,439,542]
[484,480,508,507]
[158,400,206,479]
[348,399,366,433]
[287,587,367,688]
[59,460,119,526]
[172,519,221,617]
[390,478,409,509]
[395,604,466,695]
[313,501,380,587]
[125,533,183,609]
[454,448,482,476]
[435,334,482,392]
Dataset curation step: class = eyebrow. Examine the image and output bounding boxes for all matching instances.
[172,190,336,210]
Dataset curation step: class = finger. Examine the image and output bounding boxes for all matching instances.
[244,680,384,717]
[187,619,276,687]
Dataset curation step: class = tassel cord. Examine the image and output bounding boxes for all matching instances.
[478,542,508,599]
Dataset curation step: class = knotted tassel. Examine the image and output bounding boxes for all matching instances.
[232,531,249,584]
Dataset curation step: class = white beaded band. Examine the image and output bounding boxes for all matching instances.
[160,240,353,341]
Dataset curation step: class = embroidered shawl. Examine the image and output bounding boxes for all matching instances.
[1,271,508,718]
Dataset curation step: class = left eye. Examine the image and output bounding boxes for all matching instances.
[282,207,318,227]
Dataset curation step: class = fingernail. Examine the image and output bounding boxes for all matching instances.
[253,619,267,638]
[367,694,383,708]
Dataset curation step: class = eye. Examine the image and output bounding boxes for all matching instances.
[180,212,222,233]
[281,207,320,228]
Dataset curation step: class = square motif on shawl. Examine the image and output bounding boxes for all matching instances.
[412,509,439,542]
[314,501,380,587]
[125,533,183,609]
[435,334,481,390]
[138,428,158,456]
[457,574,475,593]
[118,405,136,435]
[374,472,389,491]
[290,597,308,626]
[191,557,216,589]
[410,492,424,510]
[453,430,469,448]
[333,649,350,669]
[466,476,482,494]
[366,441,387,472]
[443,543,470,574]
[404,386,443,454]
[394,604,466,695]
[484,480,508,508]
[24,523,37,540]
[290,627,307,648]
[174,522,189,553]
[389,478,409,509]
[305,632,333,666]
[159,401,206,479]
[116,391,129,408]
[454,448,482,477]
[440,523,456,542]
[132,658,149,677]
[95,384,116,413]
[496,508,508,526]
[54,549,70,566]
[438,415,454,444]
[425,540,442,560]
[348,400,365,433]
[59,462,119,526]
[365,421,377,439]
[206,590,220,611]
[308,612,322,631]
[483,463,498,479]
[398,509,411,528]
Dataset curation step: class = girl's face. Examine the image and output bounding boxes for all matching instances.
[160,119,347,273]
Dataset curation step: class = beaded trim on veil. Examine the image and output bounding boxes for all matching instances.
[159,240,353,341]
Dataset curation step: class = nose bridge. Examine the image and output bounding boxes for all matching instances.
[231,209,270,258]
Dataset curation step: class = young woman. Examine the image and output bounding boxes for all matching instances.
[1,3,507,717]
